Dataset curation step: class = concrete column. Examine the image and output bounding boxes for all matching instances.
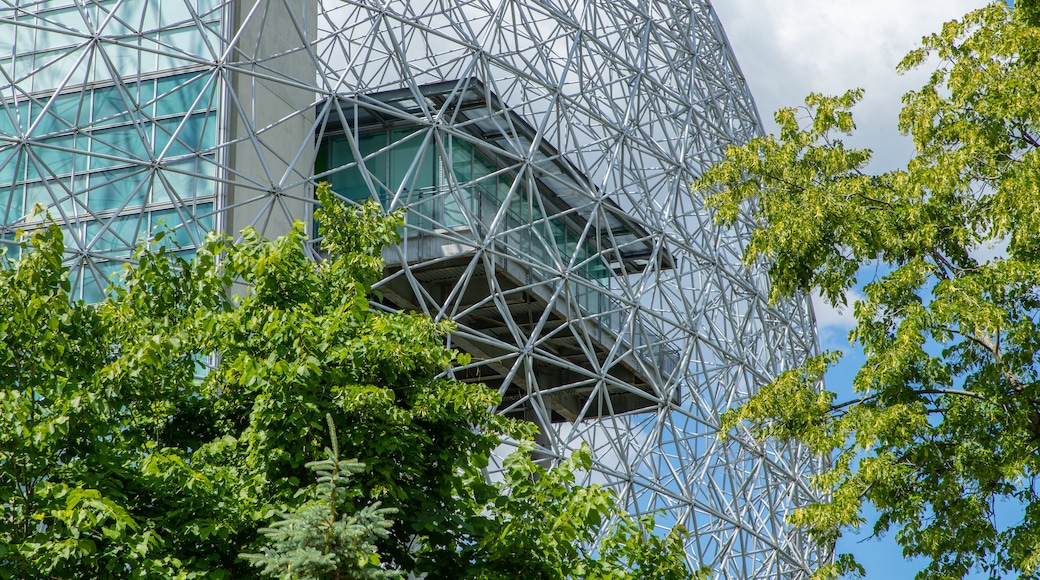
[224,0,317,240]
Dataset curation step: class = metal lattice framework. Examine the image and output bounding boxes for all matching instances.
[0,0,828,576]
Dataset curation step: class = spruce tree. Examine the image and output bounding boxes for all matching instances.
[242,414,400,580]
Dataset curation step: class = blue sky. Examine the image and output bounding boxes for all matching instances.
[710,0,993,576]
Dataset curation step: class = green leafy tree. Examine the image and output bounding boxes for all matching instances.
[695,2,1040,578]
[458,442,699,580]
[0,221,152,577]
[1,185,696,578]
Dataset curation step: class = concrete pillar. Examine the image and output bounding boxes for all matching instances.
[224,0,317,240]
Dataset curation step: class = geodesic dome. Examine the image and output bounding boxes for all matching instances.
[0,0,827,575]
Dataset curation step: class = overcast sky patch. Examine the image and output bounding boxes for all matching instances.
[713,0,988,171]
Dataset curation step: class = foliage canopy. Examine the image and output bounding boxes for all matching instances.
[695,3,1040,578]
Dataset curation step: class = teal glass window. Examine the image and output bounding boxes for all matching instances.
[0,149,25,186]
[92,85,135,128]
[36,93,88,135]
[79,260,123,304]
[0,1,222,302]
[319,125,612,311]
[2,75,219,301]
[89,166,149,212]
[91,125,146,170]
[150,202,213,251]
[2,182,24,223]
[86,213,142,254]
[3,72,218,224]
[154,112,216,159]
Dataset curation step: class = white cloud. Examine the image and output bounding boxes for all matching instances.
[969,235,1010,264]
[811,287,862,342]
[713,0,989,171]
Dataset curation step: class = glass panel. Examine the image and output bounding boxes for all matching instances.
[91,84,134,128]
[443,187,467,229]
[89,166,148,211]
[327,137,358,200]
[198,111,216,150]
[37,0,80,12]
[154,112,214,159]
[91,125,145,169]
[135,0,161,33]
[11,54,36,91]
[67,265,81,300]
[81,260,122,303]
[449,137,473,183]
[34,93,89,136]
[195,0,222,18]
[508,184,530,224]
[157,0,193,28]
[96,38,144,81]
[47,177,81,214]
[0,101,29,137]
[444,138,472,227]
[149,206,195,248]
[550,217,572,258]
[390,128,436,222]
[471,149,499,225]
[10,16,38,52]
[194,158,217,198]
[1,182,24,223]
[194,201,213,232]
[389,128,435,192]
[156,26,207,68]
[495,174,511,206]
[588,255,609,283]
[86,212,143,253]
[191,75,216,111]
[175,202,214,246]
[151,158,198,204]
[135,77,158,115]
[32,47,93,94]
[33,11,79,52]
[315,139,330,177]
[130,33,166,76]
[328,132,386,204]
[32,134,88,175]
[361,132,388,204]
[97,0,135,37]
[0,149,25,185]
[41,5,87,32]
[24,180,61,213]
[0,29,13,55]
[156,73,206,114]
[472,148,497,183]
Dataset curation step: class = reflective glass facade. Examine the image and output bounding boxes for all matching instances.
[0,0,221,300]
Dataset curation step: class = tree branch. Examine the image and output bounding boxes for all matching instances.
[1010,123,1040,149]
[831,387,985,411]
[970,329,1025,392]
[929,250,956,281]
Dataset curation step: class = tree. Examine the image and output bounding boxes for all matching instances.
[694,2,1040,578]
[0,185,695,578]
[460,442,698,580]
[241,414,400,580]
